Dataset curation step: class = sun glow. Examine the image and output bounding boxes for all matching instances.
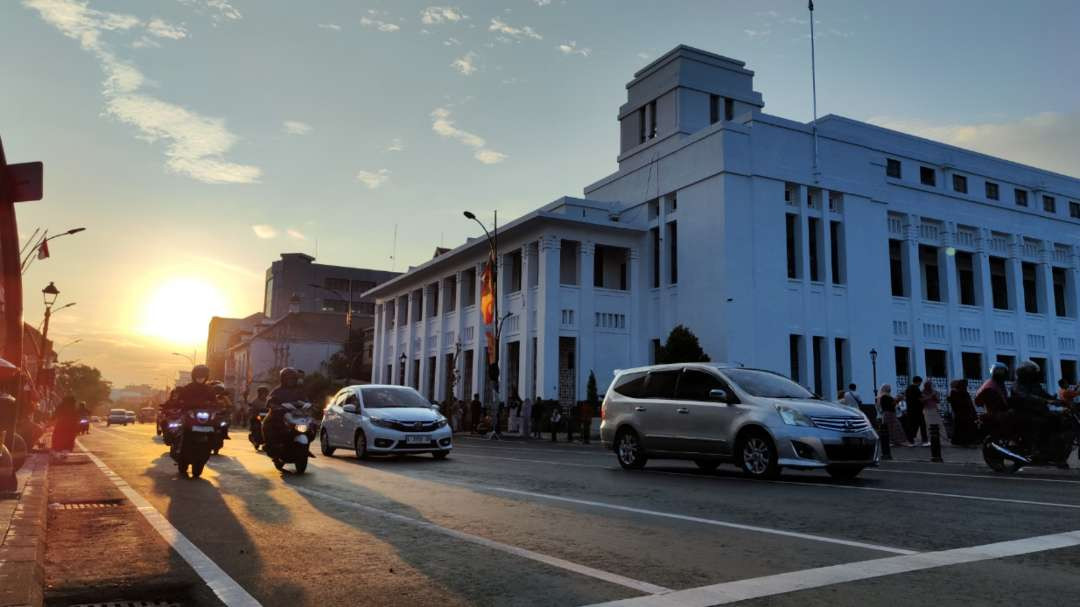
[138,277,229,345]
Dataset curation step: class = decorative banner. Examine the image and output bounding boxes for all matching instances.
[480,259,495,325]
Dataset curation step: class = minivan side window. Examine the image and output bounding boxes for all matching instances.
[675,369,726,401]
[643,370,680,399]
[613,371,647,398]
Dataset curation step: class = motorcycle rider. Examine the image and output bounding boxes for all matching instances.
[1009,359,1066,465]
[262,368,306,455]
[975,362,1010,432]
[76,401,91,434]
[210,381,232,439]
[176,365,216,410]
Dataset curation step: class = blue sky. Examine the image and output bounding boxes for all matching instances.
[3,0,1079,386]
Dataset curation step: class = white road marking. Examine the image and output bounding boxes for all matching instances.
[582,528,1080,607]
[866,467,1080,485]
[291,485,669,595]
[78,442,263,607]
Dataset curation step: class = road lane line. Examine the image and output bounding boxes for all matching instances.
[78,443,263,607]
[581,529,1080,607]
[866,467,1080,485]
[291,485,670,595]
[438,481,915,555]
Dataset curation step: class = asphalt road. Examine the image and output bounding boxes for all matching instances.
[72,423,1080,607]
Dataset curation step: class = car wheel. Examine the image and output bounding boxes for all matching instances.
[432,450,449,460]
[736,431,780,479]
[825,465,864,480]
[320,430,336,457]
[615,428,647,470]
[354,431,368,460]
[694,459,720,472]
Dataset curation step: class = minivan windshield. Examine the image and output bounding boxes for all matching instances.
[361,387,432,408]
[723,369,816,399]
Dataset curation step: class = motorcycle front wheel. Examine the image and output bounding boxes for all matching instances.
[294,451,308,474]
[982,438,1024,474]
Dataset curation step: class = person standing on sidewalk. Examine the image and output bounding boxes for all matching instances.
[469,394,482,434]
[877,384,910,447]
[565,402,576,443]
[50,395,79,458]
[531,398,545,439]
[549,402,562,443]
[948,380,980,446]
[903,376,928,445]
[579,399,594,444]
[921,380,945,443]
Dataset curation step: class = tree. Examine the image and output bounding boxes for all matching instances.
[586,370,599,405]
[55,362,112,412]
[656,325,710,364]
[301,372,343,415]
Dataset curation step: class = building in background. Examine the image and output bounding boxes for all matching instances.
[368,45,1080,410]
[206,312,266,381]
[262,253,398,324]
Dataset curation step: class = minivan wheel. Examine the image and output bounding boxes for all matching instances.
[694,459,720,472]
[615,428,647,470]
[737,431,780,479]
[320,430,336,457]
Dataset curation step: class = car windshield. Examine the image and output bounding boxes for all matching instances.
[361,387,432,408]
[723,369,816,399]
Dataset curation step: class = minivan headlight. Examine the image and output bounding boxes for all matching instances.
[776,405,813,427]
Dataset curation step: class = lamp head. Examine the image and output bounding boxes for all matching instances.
[42,282,60,306]
[463,211,476,220]
[869,348,878,362]
[66,227,86,235]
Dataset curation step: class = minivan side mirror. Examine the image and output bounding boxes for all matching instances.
[342,404,357,414]
[708,388,729,402]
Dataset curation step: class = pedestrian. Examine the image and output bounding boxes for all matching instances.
[50,395,80,458]
[531,398,545,439]
[903,376,928,445]
[877,384,910,447]
[844,383,876,422]
[1057,379,1078,406]
[565,402,576,443]
[549,402,562,443]
[921,380,945,444]
[948,379,979,446]
[451,398,463,432]
[521,397,533,438]
[579,399,594,444]
[469,394,482,434]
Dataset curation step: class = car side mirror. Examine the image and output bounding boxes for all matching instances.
[431,404,441,412]
[342,404,357,414]
[708,388,729,403]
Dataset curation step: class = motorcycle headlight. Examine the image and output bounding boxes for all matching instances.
[776,405,813,427]
[195,411,210,422]
[369,417,393,429]
[168,422,181,428]
[219,421,228,427]
[294,424,309,433]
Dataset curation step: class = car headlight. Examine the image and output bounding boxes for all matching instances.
[435,418,448,429]
[776,405,813,427]
[369,417,393,429]
[294,424,309,433]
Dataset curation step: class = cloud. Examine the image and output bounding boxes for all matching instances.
[360,16,400,32]
[282,120,312,135]
[286,228,306,240]
[386,137,405,152]
[451,51,477,75]
[421,6,465,25]
[557,41,590,57]
[146,18,186,39]
[178,0,241,23]
[430,107,506,164]
[356,169,391,189]
[867,112,1080,179]
[489,18,541,41]
[317,23,342,31]
[744,28,771,39]
[251,224,278,239]
[444,36,461,46]
[534,0,552,5]
[25,0,260,184]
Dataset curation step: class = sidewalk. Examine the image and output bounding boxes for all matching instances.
[0,453,49,607]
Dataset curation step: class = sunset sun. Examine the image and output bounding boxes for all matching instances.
[138,277,229,345]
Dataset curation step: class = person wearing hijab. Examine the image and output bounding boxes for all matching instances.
[50,395,80,457]
[877,384,910,447]
[948,380,980,446]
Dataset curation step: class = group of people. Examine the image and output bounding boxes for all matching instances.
[435,392,597,443]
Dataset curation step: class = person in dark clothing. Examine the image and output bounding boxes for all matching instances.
[530,398,545,439]
[469,394,482,434]
[176,364,216,410]
[549,402,562,443]
[947,379,980,446]
[565,402,576,442]
[903,376,928,445]
[579,400,594,444]
[1009,360,1066,464]
[50,396,80,455]
[248,387,269,421]
[262,367,307,454]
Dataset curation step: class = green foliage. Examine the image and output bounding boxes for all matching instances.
[301,372,344,414]
[56,362,112,412]
[586,370,599,405]
[656,325,711,364]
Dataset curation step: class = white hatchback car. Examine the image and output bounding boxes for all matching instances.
[319,385,452,460]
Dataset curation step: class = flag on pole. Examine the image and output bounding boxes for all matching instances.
[480,258,495,325]
[37,237,49,260]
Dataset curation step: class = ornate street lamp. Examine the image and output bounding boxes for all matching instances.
[869,348,879,399]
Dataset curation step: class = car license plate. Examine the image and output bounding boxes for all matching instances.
[192,425,214,433]
[406,435,430,444]
[842,437,868,446]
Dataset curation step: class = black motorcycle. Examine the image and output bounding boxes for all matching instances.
[249,409,268,451]
[79,417,90,435]
[169,406,228,478]
[982,403,1080,473]
[264,401,316,474]
[210,417,229,455]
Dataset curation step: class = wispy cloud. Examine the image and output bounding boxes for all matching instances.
[534,0,552,5]
[178,0,241,23]
[317,23,342,31]
[189,254,261,279]
[444,37,461,46]
[421,6,466,25]
[744,28,771,39]
[147,18,186,39]
[489,18,541,41]
[286,228,306,240]
[451,51,478,75]
[25,0,260,184]
[430,107,506,164]
[557,41,590,57]
[282,120,312,135]
[386,137,405,152]
[360,16,400,32]
[252,224,278,239]
[356,169,391,189]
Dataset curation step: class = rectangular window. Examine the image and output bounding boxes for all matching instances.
[667,221,678,284]
[886,158,901,178]
[985,181,999,200]
[925,349,948,379]
[637,107,646,144]
[920,166,936,186]
[1014,188,1028,207]
[962,352,983,381]
[1071,201,1080,219]
[834,337,848,393]
[593,247,603,288]
[789,335,802,384]
[724,97,734,121]
[889,239,906,297]
[650,227,660,288]
[463,268,477,306]
[895,346,911,381]
[1043,195,1057,213]
[786,214,800,279]
[955,251,976,306]
[812,336,824,396]
[709,94,719,124]
[648,101,657,139]
[1022,261,1039,314]
[989,256,1010,310]
[952,174,968,193]
[920,245,942,302]
[1053,267,1069,317]
[509,250,522,292]
[1062,360,1078,384]
[829,221,844,284]
[808,217,821,282]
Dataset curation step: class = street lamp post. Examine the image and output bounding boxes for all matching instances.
[869,348,879,399]
[37,283,60,379]
[399,353,407,386]
[20,227,86,274]
[464,210,506,439]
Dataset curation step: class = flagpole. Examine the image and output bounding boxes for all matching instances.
[809,0,820,182]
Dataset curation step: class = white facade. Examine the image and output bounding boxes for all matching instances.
[367,45,1080,406]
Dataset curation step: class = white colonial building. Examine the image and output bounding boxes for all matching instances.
[366,45,1080,408]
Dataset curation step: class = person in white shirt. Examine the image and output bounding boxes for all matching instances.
[844,383,879,423]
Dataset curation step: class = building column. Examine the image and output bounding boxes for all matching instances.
[434,278,449,401]
[371,303,383,383]
[578,240,596,400]
[905,216,925,378]
[453,270,466,401]
[520,242,536,400]
[405,292,416,387]
[942,224,962,379]
[472,262,486,402]
[629,247,645,367]
[975,231,996,380]
[536,235,561,400]
[1040,244,1059,384]
[1007,237,1028,362]
[420,285,433,397]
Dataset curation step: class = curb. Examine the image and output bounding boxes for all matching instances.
[0,453,49,607]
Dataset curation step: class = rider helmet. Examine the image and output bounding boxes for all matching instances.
[989,362,1009,380]
[191,364,210,384]
[1015,360,1041,384]
[210,381,227,396]
[279,367,300,387]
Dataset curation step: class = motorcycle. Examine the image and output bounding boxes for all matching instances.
[982,403,1080,473]
[265,401,316,474]
[79,417,90,435]
[210,417,230,455]
[249,409,268,451]
[161,409,183,446]
[169,406,228,478]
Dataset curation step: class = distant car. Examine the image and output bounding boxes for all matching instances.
[124,410,136,424]
[138,407,156,423]
[107,409,129,426]
[319,385,452,460]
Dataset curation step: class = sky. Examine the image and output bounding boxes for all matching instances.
[3,0,1079,387]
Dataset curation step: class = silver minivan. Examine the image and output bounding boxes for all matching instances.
[600,363,879,479]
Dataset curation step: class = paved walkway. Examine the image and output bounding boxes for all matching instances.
[0,453,49,607]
